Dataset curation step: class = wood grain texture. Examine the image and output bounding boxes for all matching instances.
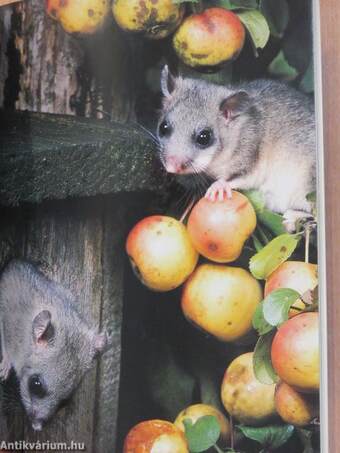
[319,1,340,451]
[0,196,128,452]
[0,0,138,120]
[0,1,21,7]
[0,110,165,206]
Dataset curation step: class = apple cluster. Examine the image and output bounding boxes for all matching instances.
[46,0,246,69]
[124,191,319,451]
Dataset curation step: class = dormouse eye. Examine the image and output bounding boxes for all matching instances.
[158,120,172,137]
[195,128,214,148]
[29,375,47,399]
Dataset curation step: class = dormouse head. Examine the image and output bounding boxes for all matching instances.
[20,309,107,431]
[157,65,256,179]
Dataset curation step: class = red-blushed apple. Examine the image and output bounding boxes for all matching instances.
[187,192,256,263]
[275,382,319,426]
[265,261,318,317]
[173,7,245,68]
[123,419,188,453]
[126,215,198,292]
[174,403,230,447]
[271,312,319,393]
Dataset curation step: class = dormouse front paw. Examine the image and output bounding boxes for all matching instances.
[205,179,233,202]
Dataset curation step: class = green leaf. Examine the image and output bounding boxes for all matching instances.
[245,189,266,211]
[257,210,285,236]
[252,301,274,335]
[253,331,279,384]
[256,224,271,244]
[237,10,270,49]
[199,368,225,412]
[260,0,289,37]
[183,416,221,453]
[243,190,285,236]
[306,191,316,203]
[263,288,301,326]
[297,428,314,453]
[172,0,199,3]
[268,50,299,81]
[237,424,295,449]
[282,11,312,73]
[212,0,258,10]
[300,60,314,94]
[249,234,300,280]
[145,343,195,420]
[252,233,264,252]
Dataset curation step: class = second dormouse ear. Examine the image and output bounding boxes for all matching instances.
[160,65,180,98]
[32,310,54,345]
[220,91,252,121]
[93,331,109,355]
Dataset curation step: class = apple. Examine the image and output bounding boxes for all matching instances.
[181,264,262,342]
[126,215,198,292]
[275,382,319,427]
[187,192,256,263]
[112,0,185,39]
[174,404,230,447]
[46,0,111,34]
[271,312,319,393]
[123,419,188,452]
[265,261,318,317]
[173,8,245,68]
[46,0,60,20]
[221,352,277,425]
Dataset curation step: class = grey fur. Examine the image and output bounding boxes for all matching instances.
[158,67,316,225]
[0,259,107,431]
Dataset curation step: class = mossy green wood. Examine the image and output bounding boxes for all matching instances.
[0,110,165,206]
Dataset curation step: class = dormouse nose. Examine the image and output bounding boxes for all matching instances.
[31,419,43,431]
[165,155,186,173]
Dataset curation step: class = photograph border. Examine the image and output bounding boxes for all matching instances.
[313,1,327,452]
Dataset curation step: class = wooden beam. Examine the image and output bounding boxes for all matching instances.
[0,110,167,206]
[319,1,340,451]
[0,0,21,6]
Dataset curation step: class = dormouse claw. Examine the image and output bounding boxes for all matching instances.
[205,179,233,202]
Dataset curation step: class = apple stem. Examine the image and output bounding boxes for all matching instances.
[305,224,310,263]
[179,198,195,223]
[191,0,204,14]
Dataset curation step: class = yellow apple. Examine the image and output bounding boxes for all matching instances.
[181,264,262,342]
[221,352,277,425]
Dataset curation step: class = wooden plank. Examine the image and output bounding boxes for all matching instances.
[0,195,129,452]
[0,1,21,7]
[0,110,166,206]
[319,1,340,452]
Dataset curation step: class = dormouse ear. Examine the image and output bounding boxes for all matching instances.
[220,91,252,121]
[160,65,178,98]
[93,332,108,355]
[32,310,54,345]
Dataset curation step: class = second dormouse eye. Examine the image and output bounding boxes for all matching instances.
[29,375,47,399]
[158,120,172,137]
[195,128,214,148]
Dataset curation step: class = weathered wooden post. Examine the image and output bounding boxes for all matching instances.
[0,110,165,452]
[0,1,157,449]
